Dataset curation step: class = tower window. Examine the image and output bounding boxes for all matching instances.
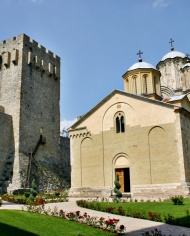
[134,78,137,94]
[142,74,148,94]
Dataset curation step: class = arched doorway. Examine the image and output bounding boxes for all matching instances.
[113,155,130,193]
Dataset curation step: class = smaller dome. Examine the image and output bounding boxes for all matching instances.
[161,51,185,61]
[181,63,190,70]
[128,61,156,72]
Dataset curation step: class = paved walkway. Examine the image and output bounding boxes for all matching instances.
[1,198,190,236]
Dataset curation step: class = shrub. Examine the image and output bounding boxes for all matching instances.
[148,212,162,222]
[76,200,88,208]
[24,192,30,198]
[54,192,60,197]
[29,179,37,201]
[0,198,2,206]
[171,195,184,205]
[164,213,176,224]
[114,174,122,202]
[117,206,125,216]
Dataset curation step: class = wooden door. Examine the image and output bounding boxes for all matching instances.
[115,168,124,193]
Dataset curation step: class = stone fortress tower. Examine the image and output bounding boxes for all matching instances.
[0,34,69,193]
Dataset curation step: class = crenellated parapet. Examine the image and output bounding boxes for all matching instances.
[0,34,60,79]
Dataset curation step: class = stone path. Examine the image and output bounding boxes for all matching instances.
[1,198,190,236]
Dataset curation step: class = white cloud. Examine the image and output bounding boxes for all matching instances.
[60,118,77,131]
[152,0,169,8]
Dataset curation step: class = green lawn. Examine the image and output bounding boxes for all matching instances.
[78,198,190,227]
[0,210,114,236]
[98,198,190,218]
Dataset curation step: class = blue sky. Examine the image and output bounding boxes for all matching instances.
[1,0,190,129]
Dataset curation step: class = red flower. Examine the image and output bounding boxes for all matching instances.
[148,212,154,218]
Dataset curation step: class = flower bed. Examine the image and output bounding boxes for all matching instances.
[1,193,68,205]
[25,204,126,234]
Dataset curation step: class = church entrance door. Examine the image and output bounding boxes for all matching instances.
[115,168,130,193]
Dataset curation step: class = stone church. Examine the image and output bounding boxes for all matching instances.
[0,34,70,193]
[69,40,190,198]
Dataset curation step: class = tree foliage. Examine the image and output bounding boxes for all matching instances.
[114,173,122,202]
[29,179,37,201]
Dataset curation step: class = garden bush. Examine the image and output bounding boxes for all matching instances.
[29,179,37,201]
[114,173,122,202]
[24,192,30,198]
[54,192,60,197]
[171,195,184,205]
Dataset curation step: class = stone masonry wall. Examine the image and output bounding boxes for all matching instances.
[18,34,61,189]
[0,35,24,188]
[0,34,66,192]
[60,136,71,187]
[179,112,190,184]
[0,112,14,193]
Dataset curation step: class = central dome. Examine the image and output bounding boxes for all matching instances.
[161,51,186,61]
[128,61,156,72]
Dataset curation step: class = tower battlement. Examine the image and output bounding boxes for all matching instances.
[0,34,59,59]
[0,34,60,79]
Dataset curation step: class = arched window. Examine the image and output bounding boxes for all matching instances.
[131,76,137,94]
[116,117,120,133]
[134,77,137,94]
[121,116,125,132]
[115,112,125,133]
[142,74,148,94]
[154,76,157,93]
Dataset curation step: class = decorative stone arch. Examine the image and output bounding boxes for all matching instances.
[102,101,135,133]
[80,137,95,187]
[148,126,166,184]
[112,153,131,193]
[161,86,175,98]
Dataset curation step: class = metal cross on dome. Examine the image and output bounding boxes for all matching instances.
[169,38,174,51]
[137,50,143,62]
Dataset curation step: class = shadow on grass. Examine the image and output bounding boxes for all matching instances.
[0,222,38,236]
[125,223,189,236]
[172,215,190,228]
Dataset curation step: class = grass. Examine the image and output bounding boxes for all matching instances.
[0,210,114,236]
[98,198,190,218]
[77,198,190,227]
